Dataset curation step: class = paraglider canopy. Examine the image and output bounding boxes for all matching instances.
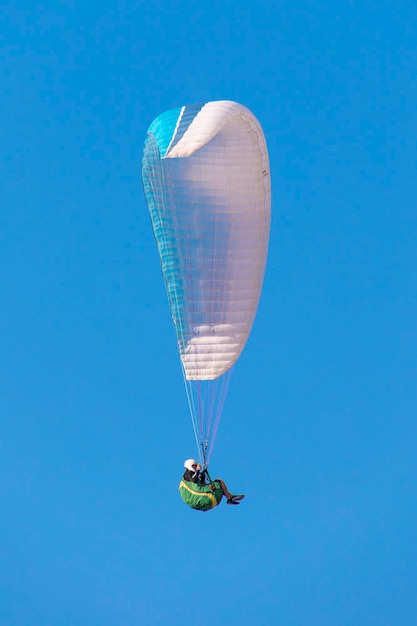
[142,100,270,465]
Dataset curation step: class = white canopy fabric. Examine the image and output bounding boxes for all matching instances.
[142,101,271,381]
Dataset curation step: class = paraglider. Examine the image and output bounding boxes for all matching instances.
[142,100,270,509]
[179,459,245,511]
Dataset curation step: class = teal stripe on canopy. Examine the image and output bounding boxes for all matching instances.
[147,106,182,157]
[142,133,186,339]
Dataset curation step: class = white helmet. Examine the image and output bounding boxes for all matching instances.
[184,459,199,471]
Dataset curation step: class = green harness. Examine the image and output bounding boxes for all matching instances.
[179,479,223,511]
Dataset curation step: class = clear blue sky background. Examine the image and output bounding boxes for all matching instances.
[2,1,417,624]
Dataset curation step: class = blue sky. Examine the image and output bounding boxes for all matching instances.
[2,1,417,624]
